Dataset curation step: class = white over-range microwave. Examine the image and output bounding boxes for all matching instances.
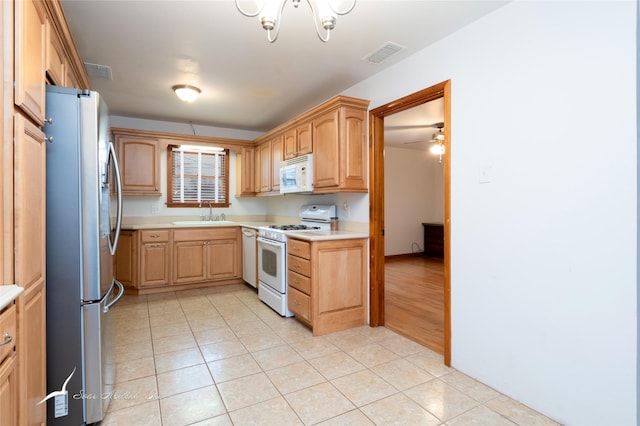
[280,154,314,194]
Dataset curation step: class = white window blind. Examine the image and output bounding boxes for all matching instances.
[171,146,227,204]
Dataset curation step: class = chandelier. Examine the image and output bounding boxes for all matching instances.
[235,0,356,43]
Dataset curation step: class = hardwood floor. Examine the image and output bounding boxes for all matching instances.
[384,255,444,354]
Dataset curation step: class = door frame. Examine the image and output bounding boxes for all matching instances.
[368,80,452,366]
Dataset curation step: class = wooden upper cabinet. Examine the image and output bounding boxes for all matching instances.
[114,134,161,196]
[284,121,312,160]
[271,134,283,192]
[313,104,368,193]
[313,109,341,189]
[252,95,369,195]
[15,0,46,124]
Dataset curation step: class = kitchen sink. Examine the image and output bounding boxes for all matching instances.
[172,220,235,226]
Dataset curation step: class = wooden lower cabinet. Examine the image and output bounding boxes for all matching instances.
[287,237,367,336]
[115,227,242,294]
[174,228,241,284]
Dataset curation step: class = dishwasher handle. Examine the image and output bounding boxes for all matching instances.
[242,228,257,238]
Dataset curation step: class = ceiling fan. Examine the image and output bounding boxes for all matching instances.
[401,122,445,145]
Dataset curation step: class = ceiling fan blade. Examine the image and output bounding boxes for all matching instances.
[385,121,445,131]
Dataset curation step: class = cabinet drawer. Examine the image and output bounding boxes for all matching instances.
[0,304,17,364]
[288,270,310,294]
[288,286,310,323]
[288,255,310,277]
[288,239,310,259]
[173,227,237,242]
[141,230,170,242]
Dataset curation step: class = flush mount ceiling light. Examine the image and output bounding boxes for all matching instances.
[172,84,201,102]
[235,0,356,43]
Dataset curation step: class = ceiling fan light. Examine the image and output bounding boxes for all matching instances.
[430,143,445,155]
[172,84,201,102]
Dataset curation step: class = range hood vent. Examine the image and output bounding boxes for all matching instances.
[362,42,407,64]
[84,62,113,80]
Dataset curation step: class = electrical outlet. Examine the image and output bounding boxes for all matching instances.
[151,205,159,214]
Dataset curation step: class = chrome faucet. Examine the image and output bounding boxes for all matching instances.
[207,201,213,221]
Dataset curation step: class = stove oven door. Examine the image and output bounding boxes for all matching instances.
[257,237,287,293]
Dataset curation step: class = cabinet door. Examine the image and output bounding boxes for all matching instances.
[19,283,46,426]
[238,147,255,195]
[173,241,206,284]
[296,122,313,156]
[14,0,46,124]
[0,355,17,426]
[206,239,239,280]
[283,128,296,160]
[45,17,65,86]
[140,242,171,287]
[340,106,367,190]
[254,144,261,192]
[14,113,45,292]
[271,135,283,192]
[115,231,135,289]
[259,140,272,192]
[116,136,161,195]
[313,109,340,189]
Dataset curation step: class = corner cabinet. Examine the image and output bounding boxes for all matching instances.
[287,237,367,336]
[113,131,161,196]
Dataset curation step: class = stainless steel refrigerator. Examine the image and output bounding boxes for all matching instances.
[44,85,124,425]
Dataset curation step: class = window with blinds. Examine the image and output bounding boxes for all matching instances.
[167,145,230,207]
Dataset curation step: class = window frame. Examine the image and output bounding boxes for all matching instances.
[166,144,230,208]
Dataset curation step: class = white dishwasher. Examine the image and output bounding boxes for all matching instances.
[241,227,257,288]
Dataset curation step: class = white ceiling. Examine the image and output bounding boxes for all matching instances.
[60,0,508,146]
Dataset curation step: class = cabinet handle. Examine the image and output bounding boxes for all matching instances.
[0,332,13,347]
[150,234,160,238]
[293,246,300,251]
[45,136,54,143]
[44,117,53,125]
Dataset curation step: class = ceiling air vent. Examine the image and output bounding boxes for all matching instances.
[362,42,407,64]
[84,62,113,80]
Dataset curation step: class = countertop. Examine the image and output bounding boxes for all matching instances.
[120,220,368,241]
[0,285,24,311]
[285,230,368,241]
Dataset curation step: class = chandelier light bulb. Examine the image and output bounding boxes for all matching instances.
[236,0,356,43]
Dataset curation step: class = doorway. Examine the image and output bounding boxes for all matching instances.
[368,80,451,366]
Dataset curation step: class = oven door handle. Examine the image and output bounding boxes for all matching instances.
[257,237,286,248]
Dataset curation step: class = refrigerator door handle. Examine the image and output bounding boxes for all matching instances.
[103,280,124,313]
[108,142,123,255]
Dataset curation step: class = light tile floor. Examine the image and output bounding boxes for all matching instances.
[101,284,561,426]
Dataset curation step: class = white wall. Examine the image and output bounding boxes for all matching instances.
[344,1,637,425]
[384,145,444,255]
